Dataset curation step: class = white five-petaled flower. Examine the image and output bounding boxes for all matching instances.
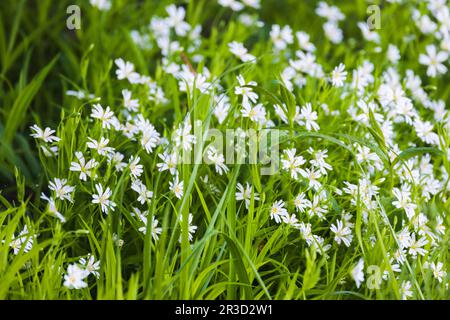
[234,75,258,109]
[131,179,153,204]
[49,178,75,202]
[92,183,116,214]
[114,58,140,83]
[87,136,114,156]
[270,24,294,51]
[206,146,229,175]
[330,219,353,247]
[135,208,162,241]
[392,186,417,220]
[307,195,327,220]
[351,258,364,289]
[241,103,267,125]
[30,125,60,143]
[429,262,446,283]
[129,156,144,179]
[9,225,34,255]
[174,121,196,151]
[400,280,413,300]
[419,45,448,77]
[70,151,98,181]
[122,89,139,112]
[90,0,111,11]
[166,4,191,36]
[178,213,197,243]
[294,192,312,213]
[414,119,439,145]
[79,254,100,279]
[270,200,289,224]
[299,103,320,131]
[170,175,184,199]
[157,151,178,175]
[141,124,161,153]
[90,104,118,130]
[330,63,347,87]
[63,264,89,289]
[235,182,260,209]
[300,167,322,191]
[281,148,306,180]
[41,193,66,223]
[228,41,256,62]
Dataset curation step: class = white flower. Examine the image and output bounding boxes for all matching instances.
[131,179,153,204]
[235,182,260,209]
[137,212,162,241]
[41,193,66,223]
[330,220,353,247]
[90,104,118,130]
[70,151,98,181]
[173,121,196,151]
[166,4,191,36]
[235,75,258,109]
[41,145,59,157]
[241,103,266,124]
[242,0,260,9]
[307,195,327,220]
[387,44,400,64]
[296,31,315,52]
[92,184,116,214]
[228,41,256,62]
[122,89,139,112]
[114,58,140,83]
[408,233,428,257]
[400,280,413,300]
[89,0,111,11]
[392,186,417,220]
[300,167,322,191]
[323,22,343,44]
[270,24,293,51]
[351,258,364,289]
[178,213,197,242]
[218,0,244,11]
[206,146,229,175]
[330,63,347,87]
[79,254,100,279]
[9,225,34,255]
[30,125,60,143]
[284,213,300,228]
[270,200,289,224]
[299,103,320,131]
[107,152,127,171]
[157,151,178,175]
[129,156,143,179]
[213,94,231,124]
[170,175,184,199]
[49,178,75,202]
[294,192,311,213]
[419,45,448,77]
[141,125,161,153]
[87,136,114,156]
[281,148,306,180]
[414,119,439,145]
[63,264,89,289]
[309,148,332,174]
[358,21,380,43]
[397,227,412,249]
[316,1,345,22]
[429,262,446,283]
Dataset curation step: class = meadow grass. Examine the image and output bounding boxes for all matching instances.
[0,0,448,300]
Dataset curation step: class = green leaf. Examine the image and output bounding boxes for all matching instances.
[2,55,58,144]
